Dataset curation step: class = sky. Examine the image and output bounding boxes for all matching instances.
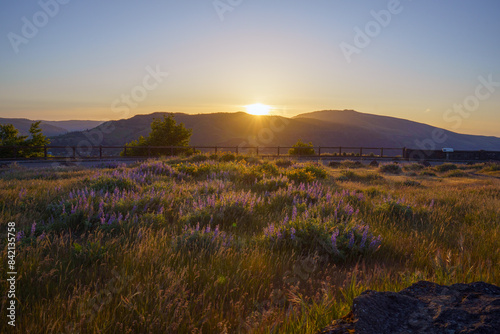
[0,0,499,136]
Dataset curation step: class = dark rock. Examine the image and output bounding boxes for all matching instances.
[319,281,500,334]
[421,160,431,167]
[369,160,379,167]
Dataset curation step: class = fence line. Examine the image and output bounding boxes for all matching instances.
[0,145,406,160]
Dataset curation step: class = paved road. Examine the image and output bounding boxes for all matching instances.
[0,158,147,169]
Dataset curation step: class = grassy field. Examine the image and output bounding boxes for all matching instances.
[1,155,499,333]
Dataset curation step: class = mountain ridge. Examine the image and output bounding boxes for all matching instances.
[0,118,103,137]
[44,110,500,151]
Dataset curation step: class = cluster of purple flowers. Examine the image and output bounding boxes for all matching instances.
[175,223,233,251]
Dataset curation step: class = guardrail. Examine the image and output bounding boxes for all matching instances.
[0,145,406,160]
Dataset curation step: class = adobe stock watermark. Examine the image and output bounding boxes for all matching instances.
[213,0,243,21]
[340,0,409,64]
[7,0,72,54]
[52,64,168,167]
[411,74,499,160]
[111,65,169,120]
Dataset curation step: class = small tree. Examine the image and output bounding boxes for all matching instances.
[0,122,50,158]
[25,121,51,157]
[289,140,315,156]
[122,114,193,156]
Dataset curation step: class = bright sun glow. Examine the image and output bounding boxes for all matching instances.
[245,103,271,115]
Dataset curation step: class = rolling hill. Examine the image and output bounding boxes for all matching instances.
[47,110,500,151]
[0,118,103,137]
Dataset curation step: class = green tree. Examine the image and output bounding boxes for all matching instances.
[25,121,51,157]
[0,121,50,158]
[288,139,316,156]
[122,114,193,156]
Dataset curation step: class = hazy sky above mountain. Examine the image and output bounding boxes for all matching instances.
[1,0,499,136]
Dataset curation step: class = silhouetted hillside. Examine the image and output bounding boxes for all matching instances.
[47,110,500,151]
[0,118,103,137]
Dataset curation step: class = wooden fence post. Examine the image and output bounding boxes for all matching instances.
[44,145,47,159]
[235,146,238,155]
[380,148,384,157]
[215,146,218,154]
[339,146,342,155]
[72,147,76,159]
[277,146,280,156]
[124,147,127,157]
[256,146,259,156]
[360,147,363,156]
[318,146,321,156]
[99,146,102,159]
[148,146,151,157]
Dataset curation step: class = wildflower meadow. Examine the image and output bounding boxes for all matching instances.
[0,156,499,333]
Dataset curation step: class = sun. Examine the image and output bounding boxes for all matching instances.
[245,103,271,116]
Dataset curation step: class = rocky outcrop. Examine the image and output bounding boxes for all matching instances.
[319,281,500,334]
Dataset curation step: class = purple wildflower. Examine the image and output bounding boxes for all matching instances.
[348,231,355,249]
[16,231,25,241]
[290,227,296,240]
[291,206,298,221]
[369,235,382,250]
[31,222,36,236]
[331,230,339,252]
[283,215,289,225]
[360,227,368,249]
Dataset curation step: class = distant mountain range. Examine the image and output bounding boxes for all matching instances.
[3,110,500,151]
[0,118,103,137]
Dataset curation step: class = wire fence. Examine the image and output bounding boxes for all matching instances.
[0,145,406,160]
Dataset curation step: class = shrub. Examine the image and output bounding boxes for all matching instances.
[338,170,382,183]
[402,180,421,187]
[482,162,500,172]
[375,200,413,220]
[189,154,209,163]
[302,163,328,179]
[274,159,293,168]
[176,162,217,178]
[329,161,341,168]
[253,175,290,192]
[445,170,468,178]
[90,175,137,192]
[403,163,425,172]
[420,170,437,177]
[257,162,280,176]
[341,160,364,169]
[288,140,315,156]
[435,163,458,172]
[209,153,220,160]
[263,217,382,261]
[287,169,315,183]
[379,163,403,174]
[243,156,262,165]
[219,152,236,162]
[364,187,382,198]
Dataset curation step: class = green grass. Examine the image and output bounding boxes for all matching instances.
[0,156,499,333]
